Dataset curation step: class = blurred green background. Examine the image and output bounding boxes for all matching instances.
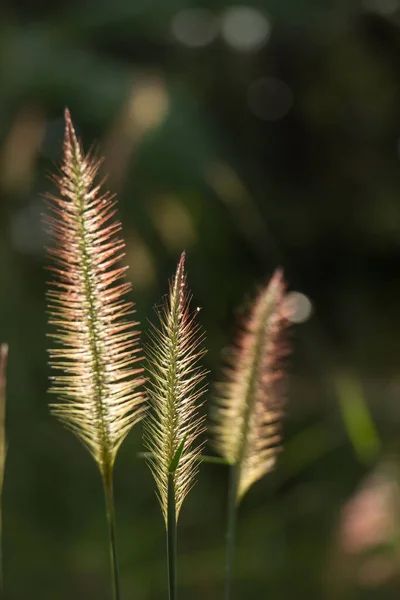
[2,0,400,598]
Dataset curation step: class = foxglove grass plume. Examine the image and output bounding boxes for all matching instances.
[144,253,207,522]
[213,269,290,500]
[46,109,144,477]
[212,270,291,600]
[45,109,145,599]
[144,253,207,600]
[0,343,8,591]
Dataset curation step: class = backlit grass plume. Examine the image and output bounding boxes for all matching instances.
[211,269,291,599]
[144,253,206,600]
[0,343,8,591]
[45,109,144,600]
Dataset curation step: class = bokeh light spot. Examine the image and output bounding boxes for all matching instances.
[125,235,156,290]
[171,9,219,48]
[221,6,271,52]
[284,292,313,324]
[129,79,169,132]
[150,195,197,251]
[363,0,399,15]
[247,77,293,121]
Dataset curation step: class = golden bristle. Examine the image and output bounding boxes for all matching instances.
[45,109,145,477]
[144,253,207,524]
[212,269,290,501]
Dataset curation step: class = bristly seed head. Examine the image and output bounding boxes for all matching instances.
[45,108,145,477]
[144,252,207,525]
[211,269,291,501]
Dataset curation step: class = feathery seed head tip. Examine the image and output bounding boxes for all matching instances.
[63,108,78,149]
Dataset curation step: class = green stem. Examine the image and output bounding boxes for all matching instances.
[103,470,121,600]
[225,464,238,600]
[167,473,177,600]
[0,343,8,595]
[0,488,3,594]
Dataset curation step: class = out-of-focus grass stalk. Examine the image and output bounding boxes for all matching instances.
[211,271,291,599]
[0,343,8,592]
[225,464,238,600]
[334,373,381,465]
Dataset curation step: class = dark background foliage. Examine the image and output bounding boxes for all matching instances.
[1,0,400,598]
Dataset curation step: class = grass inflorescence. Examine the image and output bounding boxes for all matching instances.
[144,253,207,599]
[45,109,145,599]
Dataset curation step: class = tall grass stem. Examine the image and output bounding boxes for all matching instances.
[225,464,238,600]
[0,343,8,594]
[103,471,121,600]
[167,474,177,600]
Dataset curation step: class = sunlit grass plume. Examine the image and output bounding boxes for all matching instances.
[144,252,207,599]
[45,109,145,600]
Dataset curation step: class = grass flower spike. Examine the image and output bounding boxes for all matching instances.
[214,269,289,499]
[144,253,207,599]
[45,109,144,600]
[212,269,291,599]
